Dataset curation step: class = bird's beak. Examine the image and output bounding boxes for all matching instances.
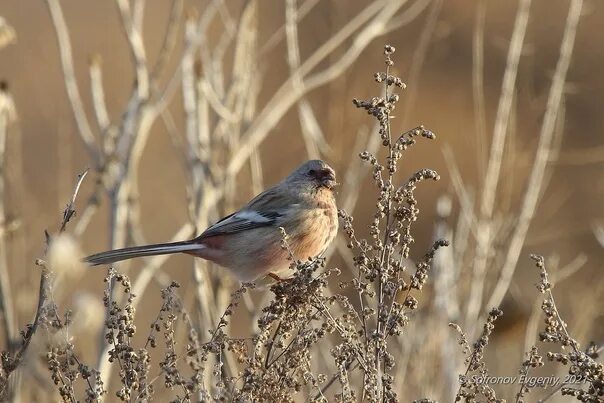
[320,169,337,189]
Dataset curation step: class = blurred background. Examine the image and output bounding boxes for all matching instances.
[0,0,602,401]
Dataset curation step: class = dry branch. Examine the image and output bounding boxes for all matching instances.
[465,0,533,336]
[486,0,584,312]
[1,170,88,397]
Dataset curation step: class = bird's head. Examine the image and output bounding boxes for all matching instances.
[288,160,337,190]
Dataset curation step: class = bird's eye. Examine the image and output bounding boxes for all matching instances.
[308,169,316,176]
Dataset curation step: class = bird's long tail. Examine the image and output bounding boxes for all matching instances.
[85,241,204,266]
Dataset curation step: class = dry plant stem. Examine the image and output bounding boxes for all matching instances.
[480,0,531,219]
[333,124,381,270]
[95,223,195,397]
[0,88,16,349]
[530,255,599,403]
[250,151,264,197]
[472,0,488,174]
[46,305,98,402]
[465,0,532,336]
[376,60,394,386]
[89,56,111,133]
[181,16,200,183]
[285,0,329,159]
[382,0,432,33]
[76,1,199,390]
[523,255,586,354]
[180,12,223,357]
[179,5,261,390]
[73,182,103,237]
[193,1,225,95]
[537,342,604,403]
[45,0,115,249]
[203,0,259,214]
[442,145,478,262]
[195,82,211,169]
[539,95,566,197]
[432,199,460,398]
[151,2,220,112]
[226,0,407,178]
[486,0,583,311]
[533,256,578,354]
[342,45,444,401]
[45,0,101,168]
[6,170,88,376]
[260,0,319,55]
[149,0,184,87]
[453,308,504,402]
[514,346,544,403]
[182,2,258,373]
[132,0,145,30]
[198,79,236,123]
[318,361,359,399]
[60,170,89,232]
[341,125,378,213]
[113,0,155,251]
[209,0,238,97]
[115,0,150,100]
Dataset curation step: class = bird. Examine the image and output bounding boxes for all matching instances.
[85,160,339,282]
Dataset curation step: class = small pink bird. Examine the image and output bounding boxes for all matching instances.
[85,160,339,282]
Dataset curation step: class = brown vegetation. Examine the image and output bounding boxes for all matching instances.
[0,1,602,401]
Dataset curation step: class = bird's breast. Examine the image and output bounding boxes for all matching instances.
[285,190,338,260]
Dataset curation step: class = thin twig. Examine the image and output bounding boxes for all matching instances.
[115,0,150,100]
[383,0,432,33]
[486,0,583,311]
[0,86,16,350]
[149,0,184,87]
[472,0,488,175]
[59,170,89,233]
[7,169,88,373]
[260,0,320,55]
[285,0,330,159]
[227,0,407,178]
[537,341,604,403]
[318,360,359,398]
[46,0,101,167]
[465,0,532,335]
[523,254,586,353]
[88,55,111,133]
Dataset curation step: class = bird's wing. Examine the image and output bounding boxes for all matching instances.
[196,186,295,239]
